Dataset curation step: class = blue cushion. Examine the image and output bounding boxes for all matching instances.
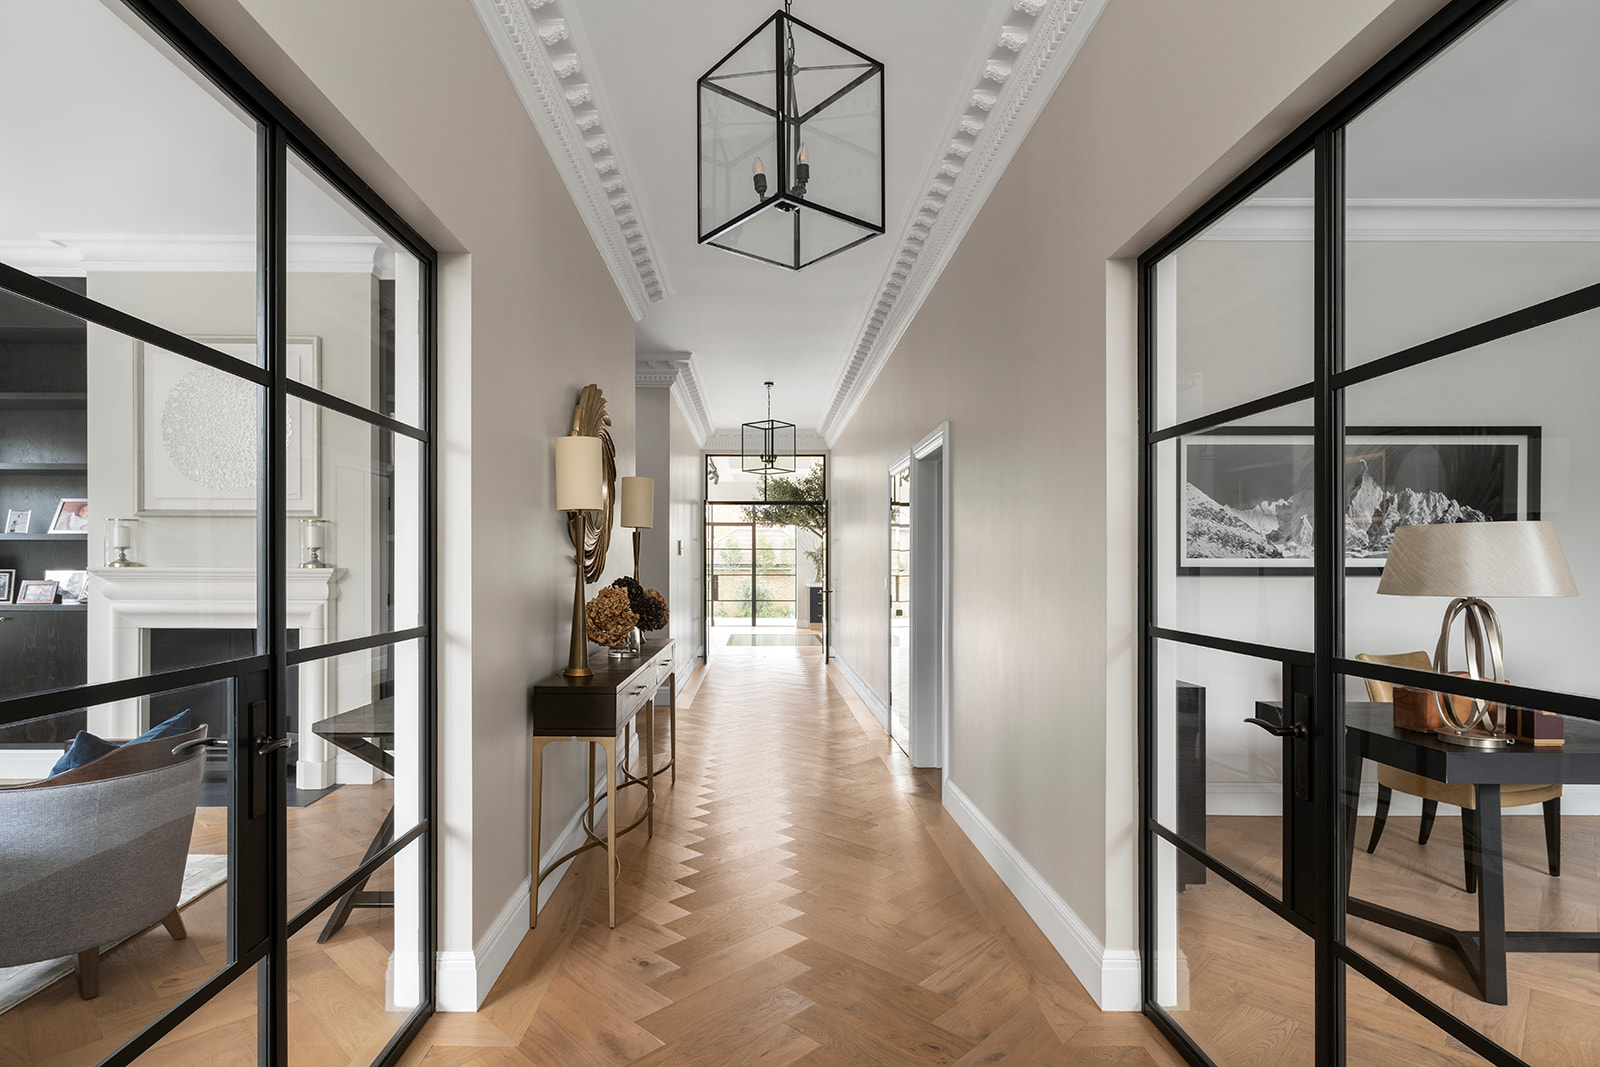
[48,710,192,778]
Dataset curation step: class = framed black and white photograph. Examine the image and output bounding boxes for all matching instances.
[17,579,59,605]
[0,570,14,604]
[1179,426,1538,575]
[45,569,88,603]
[136,335,321,515]
[48,498,88,534]
[4,509,29,534]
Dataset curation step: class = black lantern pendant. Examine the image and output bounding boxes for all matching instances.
[742,382,796,477]
[697,3,884,270]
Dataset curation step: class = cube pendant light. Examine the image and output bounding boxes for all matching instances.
[697,6,884,270]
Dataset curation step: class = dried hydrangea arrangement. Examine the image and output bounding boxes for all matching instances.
[636,589,669,632]
[585,585,638,647]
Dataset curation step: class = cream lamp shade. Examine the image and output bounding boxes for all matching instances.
[1377,520,1577,599]
[554,435,603,512]
[620,477,654,529]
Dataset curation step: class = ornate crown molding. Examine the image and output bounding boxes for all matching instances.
[819,0,1111,445]
[636,354,714,447]
[472,0,670,321]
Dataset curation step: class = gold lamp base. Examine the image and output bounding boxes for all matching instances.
[1430,596,1511,747]
[564,512,593,678]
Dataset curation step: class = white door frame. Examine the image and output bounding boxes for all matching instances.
[910,423,950,774]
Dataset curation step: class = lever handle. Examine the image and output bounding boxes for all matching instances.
[1245,716,1307,740]
[254,736,291,756]
[173,737,226,755]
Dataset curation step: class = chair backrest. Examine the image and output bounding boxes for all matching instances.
[0,725,209,966]
[1354,651,1433,703]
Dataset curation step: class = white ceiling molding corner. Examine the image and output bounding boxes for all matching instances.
[472,0,671,322]
[636,353,713,447]
[818,0,1111,446]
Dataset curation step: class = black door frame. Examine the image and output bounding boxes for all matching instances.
[1137,1,1600,1064]
[0,2,439,1064]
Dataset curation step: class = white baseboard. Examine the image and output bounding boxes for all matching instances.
[942,779,1140,1011]
[296,756,336,791]
[829,649,889,733]
[1205,781,1600,817]
[436,732,639,1011]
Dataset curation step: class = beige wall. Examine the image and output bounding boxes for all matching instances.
[827,0,1449,997]
[667,393,705,670]
[184,0,639,979]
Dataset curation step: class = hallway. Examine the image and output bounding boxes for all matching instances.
[400,646,1180,1065]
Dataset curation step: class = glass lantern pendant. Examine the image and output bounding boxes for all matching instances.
[697,4,884,270]
[743,382,796,477]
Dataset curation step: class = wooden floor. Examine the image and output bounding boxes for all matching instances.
[0,777,406,1066]
[399,643,1183,1067]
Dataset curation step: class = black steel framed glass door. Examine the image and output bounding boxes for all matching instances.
[1139,1,1600,1064]
[0,1,437,1064]
[704,455,827,645]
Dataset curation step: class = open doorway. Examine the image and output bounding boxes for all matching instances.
[888,425,950,768]
[704,454,828,659]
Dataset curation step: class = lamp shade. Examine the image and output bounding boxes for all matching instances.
[620,477,654,529]
[554,435,603,512]
[1377,521,1578,598]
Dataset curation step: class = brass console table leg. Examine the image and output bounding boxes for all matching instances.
[668,672,676,785]
[645,700,655,839]
[530,735,557,930]
[600,732,617,928]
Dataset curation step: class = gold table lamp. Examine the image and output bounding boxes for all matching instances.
[556,434,604,677]
[620,476,654,581]
[1378,521,1577,747]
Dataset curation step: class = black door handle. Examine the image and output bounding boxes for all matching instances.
[1245,716,1307,740]
[254,736,291,756]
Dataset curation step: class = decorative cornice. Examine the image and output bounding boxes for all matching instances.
[472,0,670,321]
[819,0,1111,446]
[1203,199,1600,242]
[635,354,713,447]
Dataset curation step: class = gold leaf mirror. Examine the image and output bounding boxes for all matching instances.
[568,384,615,581]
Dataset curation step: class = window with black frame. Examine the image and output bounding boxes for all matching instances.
[704,454,825,638]
[0,2,436,1064]
[1140,0,1600,1064]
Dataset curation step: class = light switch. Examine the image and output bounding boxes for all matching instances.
[677,540,683,556]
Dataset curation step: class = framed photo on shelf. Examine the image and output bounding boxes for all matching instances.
[5,509,30,534]
[45,569,88,603]
[1178,426,1538,576]
[135,335,321,515]
[48,498,89,534]
[0,570,13,603]
[17,579,59,605]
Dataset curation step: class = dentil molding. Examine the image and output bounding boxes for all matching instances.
[472,0,670,321]
[636,354,713,447]
[819,0,1111,445]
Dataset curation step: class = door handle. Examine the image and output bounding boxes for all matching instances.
[254,736,291,756]
[1245,716,1307,740]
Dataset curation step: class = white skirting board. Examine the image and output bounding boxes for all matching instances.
[436,732,639,1011]
[942,780,1141,1011]
[1206,781,1600,817]
[828,648,890,733]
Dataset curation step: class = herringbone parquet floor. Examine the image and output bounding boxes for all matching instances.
[399,644,1184,1066]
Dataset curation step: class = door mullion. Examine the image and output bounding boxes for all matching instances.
[1311,125,1347,1067]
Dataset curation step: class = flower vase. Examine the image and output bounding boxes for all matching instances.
[609,627,642,657]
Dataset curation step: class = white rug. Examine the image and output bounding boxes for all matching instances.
[0,853,228,1014]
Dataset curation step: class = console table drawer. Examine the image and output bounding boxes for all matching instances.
[529,637,676,736]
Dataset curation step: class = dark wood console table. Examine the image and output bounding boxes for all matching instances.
[310,699,394,942]
[528,637,675,929]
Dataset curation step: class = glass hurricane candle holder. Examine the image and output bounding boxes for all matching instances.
[105,518,142,568]
[299,518,332,569]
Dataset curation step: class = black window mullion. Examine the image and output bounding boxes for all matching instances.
[286,377,428,443]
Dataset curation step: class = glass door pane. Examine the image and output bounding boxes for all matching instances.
[889,463,910,752]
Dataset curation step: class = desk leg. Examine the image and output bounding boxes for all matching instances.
[530,736,554,930]
[645,700,655,839]
[1475,784,1507,1004]
[600,733,617,929]
[1343,731,1362,902]
[668,672,676,785]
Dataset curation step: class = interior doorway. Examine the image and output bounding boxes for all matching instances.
[888,424,949,768]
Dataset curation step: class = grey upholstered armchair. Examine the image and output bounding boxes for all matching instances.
[0,724,208,998]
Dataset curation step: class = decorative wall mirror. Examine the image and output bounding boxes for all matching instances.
[569,384,616,580]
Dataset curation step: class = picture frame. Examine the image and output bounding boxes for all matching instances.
[135,335,321,515]
[1178,426,1538,576]
[17,579,59,605]
[0,570,14,604]
[48,498,89,535]
[4,509,29,534]
[45,569,88,603]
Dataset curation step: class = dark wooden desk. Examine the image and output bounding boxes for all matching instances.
[528,637,675,929]
[1341,701,1600,1004]
[311,699,394,942]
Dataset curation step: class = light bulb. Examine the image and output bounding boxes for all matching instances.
[797,145,807,164]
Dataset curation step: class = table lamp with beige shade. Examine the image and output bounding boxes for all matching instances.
[620,476,654,581]
[556,434,604,678]
[1378,520,1578,747]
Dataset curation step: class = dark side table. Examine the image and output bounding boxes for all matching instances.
[310,699,394,942]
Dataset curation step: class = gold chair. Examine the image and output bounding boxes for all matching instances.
[1357,652,1561,892]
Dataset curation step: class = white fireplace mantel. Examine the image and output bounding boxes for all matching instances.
[87,566,351,789]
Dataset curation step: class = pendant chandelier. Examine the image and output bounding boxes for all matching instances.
[697,1,884,270]
[742,382,796,477]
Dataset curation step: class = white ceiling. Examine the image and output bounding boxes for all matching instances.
[570,0,1002,434]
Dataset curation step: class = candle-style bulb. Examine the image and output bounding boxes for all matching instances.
[793,144,810,198]
[752,156,768,199]
[797,145,807,164]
